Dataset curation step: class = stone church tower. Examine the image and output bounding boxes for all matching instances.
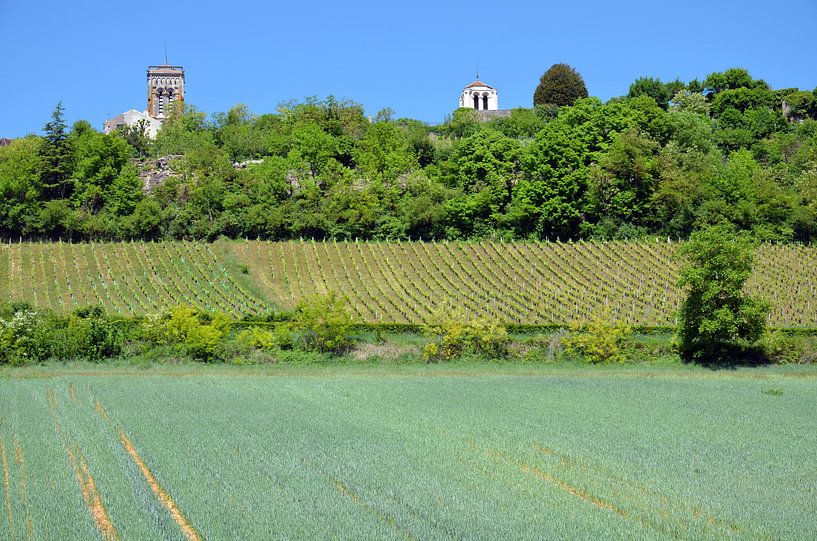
[459,79,499,111]
[146,64,185,118]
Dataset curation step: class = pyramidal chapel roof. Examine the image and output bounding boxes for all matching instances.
[465,80,495,89]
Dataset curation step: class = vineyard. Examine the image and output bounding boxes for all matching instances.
[0,241,266,317]
[235,240,817,327]
[1,240,816,327]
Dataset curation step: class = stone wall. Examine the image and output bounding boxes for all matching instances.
[475,109,512,122]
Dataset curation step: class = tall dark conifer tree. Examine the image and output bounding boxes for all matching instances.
[40,101,73,199]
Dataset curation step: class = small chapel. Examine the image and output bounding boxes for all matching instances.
[459,79,499,111]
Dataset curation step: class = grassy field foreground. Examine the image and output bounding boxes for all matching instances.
[1,364,816,539]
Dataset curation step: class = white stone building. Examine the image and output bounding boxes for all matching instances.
[103,109,164,138]
[459,80,499,111]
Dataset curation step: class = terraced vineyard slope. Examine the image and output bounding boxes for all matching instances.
[1,240,816,327]
[0,241,266,317]
[233,240,817,327]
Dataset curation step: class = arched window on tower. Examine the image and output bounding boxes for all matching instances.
[473,94,479,109]
[483,94,489,110]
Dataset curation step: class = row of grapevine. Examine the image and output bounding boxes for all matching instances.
[2,239,815,327]
[234,239,817,327]
[0,241,267,316]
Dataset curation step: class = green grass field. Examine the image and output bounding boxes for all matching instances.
[1,364,815,539]
[2,239,817,326]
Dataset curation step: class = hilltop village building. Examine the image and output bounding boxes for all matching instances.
[459,79,511,120]
[103,64,185,138]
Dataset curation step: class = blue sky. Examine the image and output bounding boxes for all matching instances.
[1,0,815,137]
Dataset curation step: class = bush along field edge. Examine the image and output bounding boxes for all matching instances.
[3,295,817,368]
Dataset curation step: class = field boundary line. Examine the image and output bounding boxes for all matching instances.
[119,431,202,541]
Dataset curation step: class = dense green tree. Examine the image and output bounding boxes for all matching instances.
[703,68,768,95]
[436,108,482,139]
[353,120,418,182]
[69,130,134,213]
[627,77,685,110]
[0,137,43,235]
[670,90,710,116]
[486,108,548,138]
[533,63,588,107]
[117,120,152,158]
[676,224,769,363]
[588,128,659,231]
[438,131,522,237]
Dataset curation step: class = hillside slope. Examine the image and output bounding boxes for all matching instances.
[1,240,815,327]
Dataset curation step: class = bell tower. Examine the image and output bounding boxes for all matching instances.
[147,64,185,118]
[459,79,498,111]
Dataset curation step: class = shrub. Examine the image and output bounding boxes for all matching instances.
[563,314,633,363]
[422,309,509,361]
[0,309,40,364]
[144,306,232,361]
[759,331,817,364]
[236,325,293,350]
[0,306,124,363]
[293,292,354,353]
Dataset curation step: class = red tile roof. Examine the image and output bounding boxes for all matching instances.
[465,80,494,89]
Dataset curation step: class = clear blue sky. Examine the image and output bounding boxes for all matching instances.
[1,0,815,137]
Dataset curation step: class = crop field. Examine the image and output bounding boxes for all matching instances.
[1,365,815,539]
[2,240,817,326]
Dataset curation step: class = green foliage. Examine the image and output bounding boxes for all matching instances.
[293,292,355,353]
[422,310,509,361]
[0,306,124,363]
[436,108,482,139]
[759,331,817,364]
[144,305,232,361]
[703,68,768,95]
[563,312,633,363]
[353,120,418,181]
[533,63,588,107]
[0,308,40,364]
[676,224,769,363]
[670,90,710,116]
[237,325,293,350]
[1,67,816,247]
[628,77,685,110]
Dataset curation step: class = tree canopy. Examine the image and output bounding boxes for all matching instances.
[676,224,769,363]
[533,63,589,107]
[1,68,817,243]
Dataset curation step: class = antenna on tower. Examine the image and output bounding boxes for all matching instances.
[164,43,168,65]
[476,62,479,81]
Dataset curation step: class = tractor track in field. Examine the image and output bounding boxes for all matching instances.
[88,393,202,541]
[119,431,202,541]
[1,436,13,541]
[48,385,120,541]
